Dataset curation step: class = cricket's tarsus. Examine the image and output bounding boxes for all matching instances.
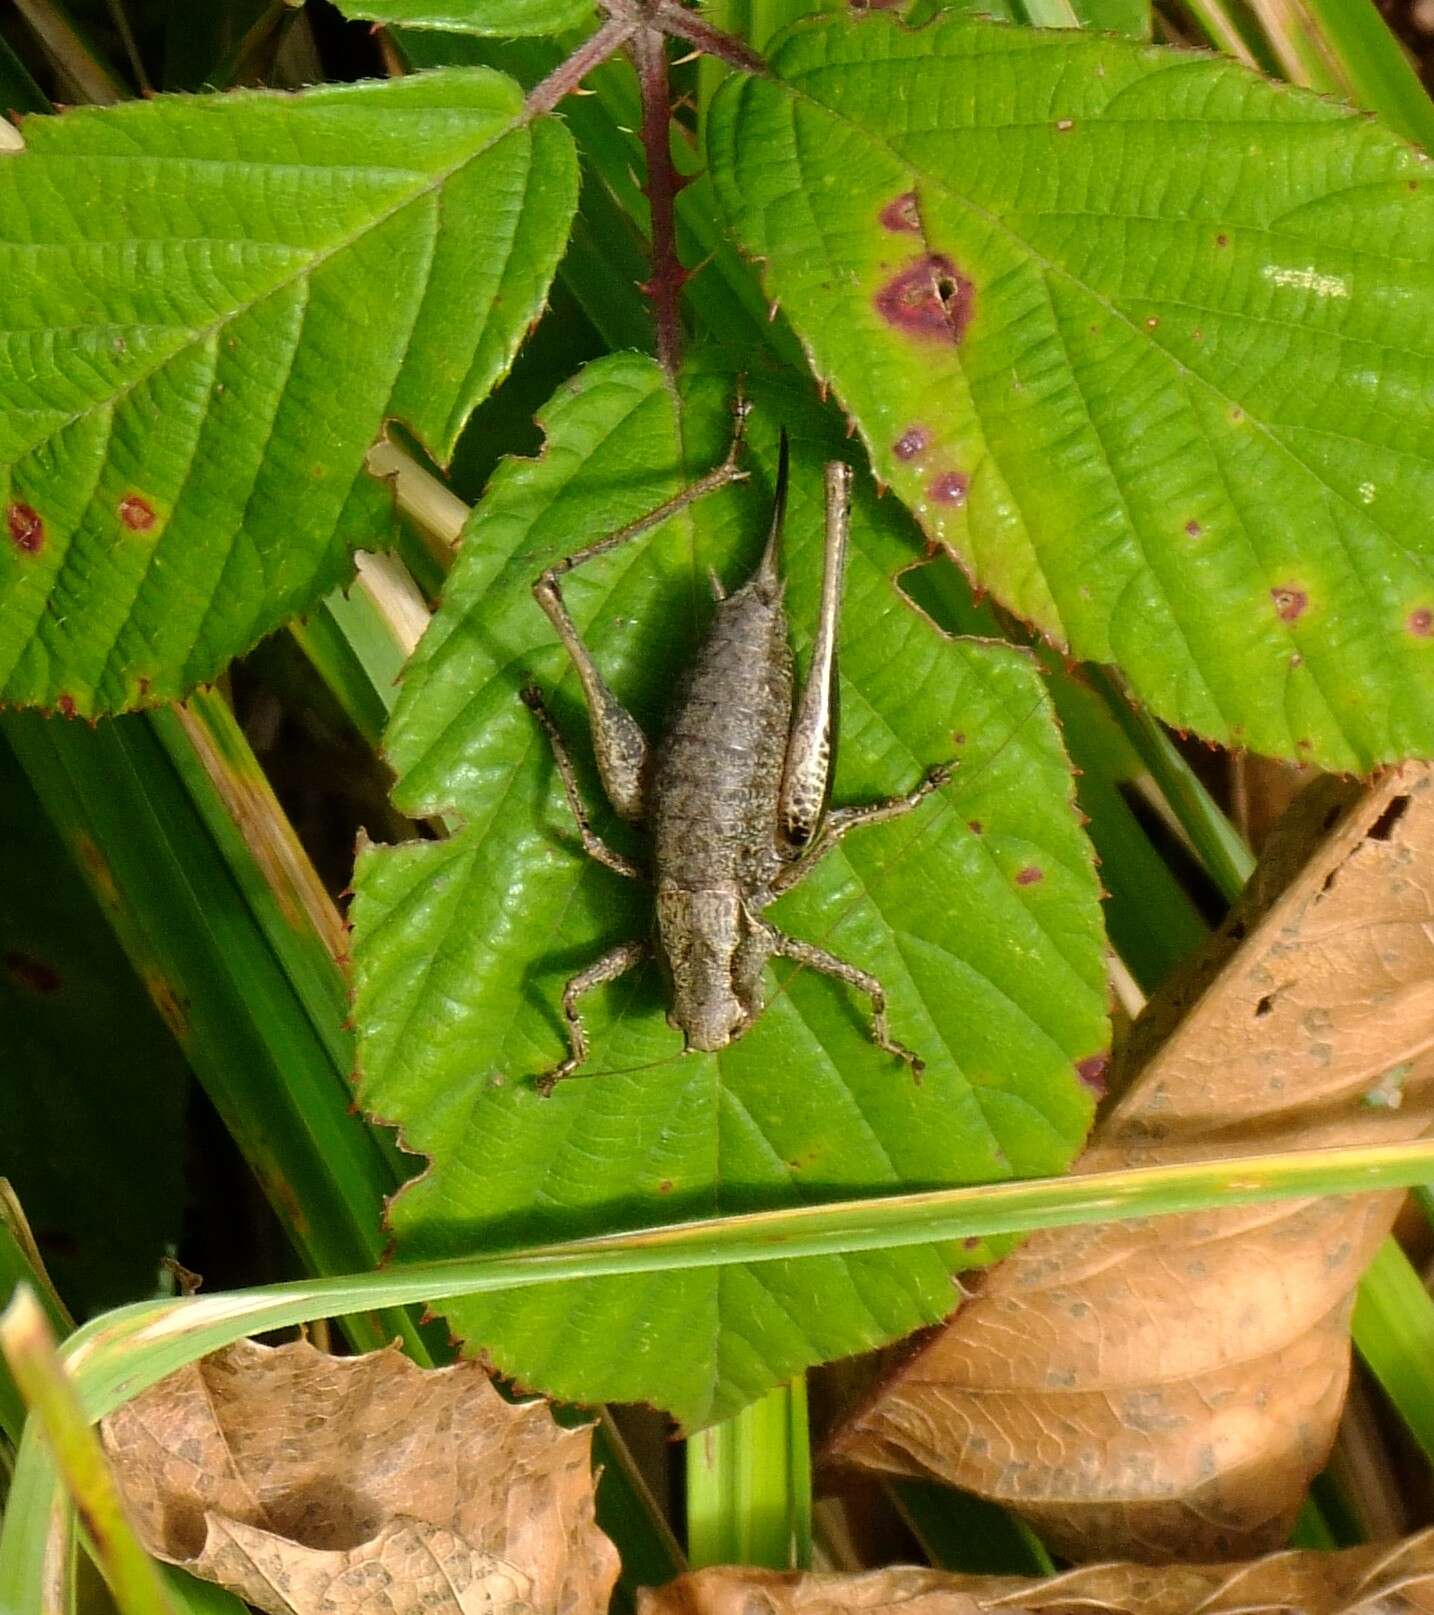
[525,411,952,1092]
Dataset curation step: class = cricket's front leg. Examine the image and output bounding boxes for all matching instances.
[520,686,645,881]
[765,926,926,1077]
[771,762,953,896]
[536,938,650,1095]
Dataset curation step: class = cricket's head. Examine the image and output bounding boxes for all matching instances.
[655,886,765,1054]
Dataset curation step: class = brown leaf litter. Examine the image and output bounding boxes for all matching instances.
[102,1337,619,1615]
[828,766,1434,1563]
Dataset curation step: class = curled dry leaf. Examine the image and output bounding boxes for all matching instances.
[829,766,1434,1563]
[101,1338,619,1615]
[640,1538,1434,1615]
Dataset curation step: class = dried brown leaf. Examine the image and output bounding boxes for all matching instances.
[829,767,1434,1563]
[639,1538,1434,1615]
[101,1338,619,1615]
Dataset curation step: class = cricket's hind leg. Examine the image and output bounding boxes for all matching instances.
[521,686,645,881]
[530,393,753,824]
[771,762,954,896]
[536,939,651,1095]
[765,927,926,1077]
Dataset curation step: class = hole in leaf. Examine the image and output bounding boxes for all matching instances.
[1367,796,1410,842]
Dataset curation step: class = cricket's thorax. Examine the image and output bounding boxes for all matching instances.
[651,574,793,894]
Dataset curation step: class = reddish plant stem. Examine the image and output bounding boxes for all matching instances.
[631,26,687,382]
[524,13,637,119]
[649,0,765,75]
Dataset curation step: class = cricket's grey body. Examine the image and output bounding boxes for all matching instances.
[522,416,951,1091]
[651,524,793,1051]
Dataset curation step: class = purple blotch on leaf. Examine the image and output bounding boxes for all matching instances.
[1076,1053,1109,1096]
[893,426,929,461]
[1272,586,1307,622]
[1410,608,1432,637]
[878,192,923,234]
[1015,865,1044,886]
[7,502,43,554]
[118,493,157,532]
[929,471,968,506]
[879,192,921,234]
[874,255,974,345]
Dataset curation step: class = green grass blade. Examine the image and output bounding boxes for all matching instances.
[6,1141,1434,1613]
[0,31,52,113]
[47,1137,1434,1423]
[1249,0,1434,149]
[890,1481,1053,1577]
[1084,667,1255,905]
[1,1289,179,1615]
[2,711,420,1357]
[0,1195,254,1615]
[1351,1236,1434,1468]
[687,1380,811,1569]
[12,0,126,101]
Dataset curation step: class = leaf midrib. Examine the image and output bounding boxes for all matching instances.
[6,89,533,468]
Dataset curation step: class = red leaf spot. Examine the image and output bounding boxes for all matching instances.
[1216,232,1229,247]
[56,693,77,718]
[892,426,929,461]
[1230,407,1245,423]
[1271,586,1307,622]
[658,1179,674,1195]
[962,1236,982,1250]
[874,255,974,345]
[1410,608,1433,636]
[5,950,62,995]
[967,819,983,835]
[928,470,968,506]
[1185,520,1202,537]
[879,192,920,234]
[1015,865,1044,886]
[1076,1053,1109,1096]
[117,493,156,531]
[7,502,44,554]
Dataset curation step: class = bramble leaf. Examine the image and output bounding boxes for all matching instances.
[0,70,576,715]
[351,352,1109,1428]
[333,0,596,37]
[708,15,1434,771]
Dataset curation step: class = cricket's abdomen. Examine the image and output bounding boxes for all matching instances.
[652,582,793,891]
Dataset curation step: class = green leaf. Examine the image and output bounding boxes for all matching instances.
[0,68,577,716]
[1071,0,1149,35]
[707,14,1434,772]
[334,0,597,35]
[351,352,1108,1428]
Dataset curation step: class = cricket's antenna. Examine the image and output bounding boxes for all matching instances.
[757,430,791,590]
